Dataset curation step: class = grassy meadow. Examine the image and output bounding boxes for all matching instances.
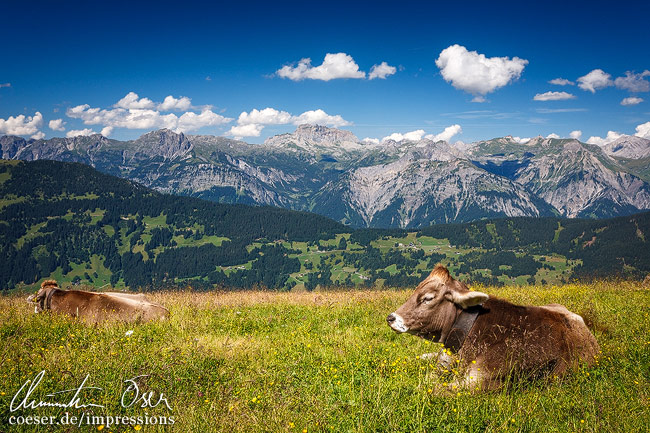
[1,282,648,432]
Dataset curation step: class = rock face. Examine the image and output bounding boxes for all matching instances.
[3,125,650,227]
[602,135,650,160]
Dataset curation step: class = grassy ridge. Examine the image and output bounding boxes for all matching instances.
[1,282,648,432]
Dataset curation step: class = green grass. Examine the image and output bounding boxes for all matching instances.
[1,282,648,432]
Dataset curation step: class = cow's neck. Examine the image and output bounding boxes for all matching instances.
[442,305,481,353]
[45,288,57,310]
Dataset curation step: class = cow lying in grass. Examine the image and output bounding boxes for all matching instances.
[387,265,599,390]
[27,280,169,324]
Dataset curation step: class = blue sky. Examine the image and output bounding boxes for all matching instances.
[1,0,649,145]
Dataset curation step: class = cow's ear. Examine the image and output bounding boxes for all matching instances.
[446,290,489,308]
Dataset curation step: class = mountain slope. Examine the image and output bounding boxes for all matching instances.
[468,136,650,218]
[2,159,648,291]
[0,159,348,290]
[3,126,650,227]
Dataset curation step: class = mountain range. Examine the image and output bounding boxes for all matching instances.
[3,125,650,227]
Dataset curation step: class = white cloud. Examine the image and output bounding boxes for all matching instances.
[101,126,114,137]
[227,124,264,139]
[177,110,231,131]
[635,121,650,139]
[533,91,576,101]
[546,133,560,139]
[614,70,650,93]
[586,130,623,146]
[276,53,366,81]
[435,44,528,100]
[381,125,462,143]
[426,124,462,142]
[512,136,531,144]
[66,128,96,138]
[114,92,156,109]
[158,95,192,111]
[0,112,43,136]
[292,109,351,127]
[227,107,351,138]
[382,129,426,142]
[0,83,10,88]
[362,137,380,145]
[67,93,232,134]
[621,97,644,106]
[31,131,45,140]
[237,108,292,125]
[577,69,613,93]
[570,130,582,140]
[48,118,66,131]
[549,78,574,86]
[368,62,397,80]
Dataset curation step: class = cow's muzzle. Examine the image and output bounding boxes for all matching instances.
[387,313,409,333]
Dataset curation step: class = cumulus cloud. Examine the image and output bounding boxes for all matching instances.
[636,121,650,139]
[586,130,623,146]
[621,97,644,106]
[546,133,560,139]
[66,128,96,138]
[237,108,292,125]
[31,131,46,140]
[292,109,350,127]
[614,70,650,93]
[158,95,192,111]
[381,125,462,143]
[66,92,232,134]
[101,126,114,137]
[549,78,574,86]
[362,137,380,145]
[226,107,351,138]
[0,112,43,136]
[114,92,156,109]
[176,110,230,131]
[570,130,582,140]
[533,91,576,101]
[276,53,366,81]
[577,69,613,93]
[368,62,397,80]
[48,118,66,131]
[435,44,528,101]
[512,136,531,144]
[427,124,462,142]
[382,130,425,142]
[228,124,265,139]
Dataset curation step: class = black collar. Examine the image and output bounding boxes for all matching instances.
[43,287,57,311]
[443,305,481,353]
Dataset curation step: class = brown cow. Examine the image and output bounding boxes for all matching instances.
[387,265,599,390]
[28,280,169,324]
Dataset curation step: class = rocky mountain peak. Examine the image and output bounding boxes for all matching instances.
[263,124,364,156]
[293,124,359,144]
[133,128,192,159]
[602,135,650,159]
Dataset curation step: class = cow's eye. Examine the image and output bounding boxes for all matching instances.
[421,295,435,305]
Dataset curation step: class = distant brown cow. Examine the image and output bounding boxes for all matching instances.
[28,280,169,324]
[387,265,599,390]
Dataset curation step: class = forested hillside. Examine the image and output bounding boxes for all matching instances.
[0,160,347,290]
[1,159,648,291]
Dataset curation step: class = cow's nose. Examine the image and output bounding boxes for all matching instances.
[387,313,396,324]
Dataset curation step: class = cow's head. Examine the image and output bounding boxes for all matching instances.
[387,265,488,340]
[28,280,59,313]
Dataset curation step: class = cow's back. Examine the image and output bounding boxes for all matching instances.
[50,290,169,323]
[461,298,599,381]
